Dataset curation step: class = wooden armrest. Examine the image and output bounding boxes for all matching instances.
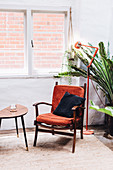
[72,106,85,120]
[33,102,52,118]
[72,106,85,111]
[33,102,52,107]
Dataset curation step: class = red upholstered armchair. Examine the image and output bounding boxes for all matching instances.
[33,82,86,153]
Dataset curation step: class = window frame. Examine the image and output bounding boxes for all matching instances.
[0,5,69,78]
[0,10,27,76]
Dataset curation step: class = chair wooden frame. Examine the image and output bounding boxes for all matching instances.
[33,82,86,153]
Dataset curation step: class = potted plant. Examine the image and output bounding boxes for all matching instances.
[90,100,113,137]
[56,42,113,136]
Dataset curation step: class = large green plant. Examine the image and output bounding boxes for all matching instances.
[90,100,113,117]
[58,42,113,105]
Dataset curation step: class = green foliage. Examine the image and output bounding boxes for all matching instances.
[57,42,113,105]
[56,46,78,84]
[90,100,113,117]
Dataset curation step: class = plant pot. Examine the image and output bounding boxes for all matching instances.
[105,114,113,136]
[104,100,113,137]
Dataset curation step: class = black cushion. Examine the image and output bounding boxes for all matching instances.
[53,92,85,118]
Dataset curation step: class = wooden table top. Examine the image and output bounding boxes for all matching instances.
[0,104,28,119]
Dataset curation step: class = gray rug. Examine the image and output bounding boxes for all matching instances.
[0,131,113,170]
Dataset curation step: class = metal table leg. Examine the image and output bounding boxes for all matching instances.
[15,117,19,137]
[21,115,28,151]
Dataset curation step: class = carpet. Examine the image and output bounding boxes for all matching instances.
[0,131,113,170]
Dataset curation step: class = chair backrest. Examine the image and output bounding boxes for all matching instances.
[51,83,86,113]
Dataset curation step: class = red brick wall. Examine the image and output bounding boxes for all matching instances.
[33,13,64,70]
[0,12,24,70]
[0,12,64,74]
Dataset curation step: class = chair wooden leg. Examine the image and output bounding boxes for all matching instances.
[52,125,54,135]
[0,119,2,128]
[33,125,38,146]
[72,124,76,153]
[81,128,83,139]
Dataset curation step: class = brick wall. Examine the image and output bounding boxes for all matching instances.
[33,13,64,71]
[0,12,24,70]
[0,11,64,74]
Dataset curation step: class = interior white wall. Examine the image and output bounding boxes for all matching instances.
[0,78,55,130]
[0,0,113,130]
[75,0,112,47]
[0,77,79,130]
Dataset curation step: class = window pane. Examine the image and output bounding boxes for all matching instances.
[33,13,64,74]
[0,11,25,75]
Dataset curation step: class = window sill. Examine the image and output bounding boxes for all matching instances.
[0,74,60,79]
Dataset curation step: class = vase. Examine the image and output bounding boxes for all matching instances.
[104,100,113,137]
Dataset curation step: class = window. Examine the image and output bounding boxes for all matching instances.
[0,6,68,77]
[0,11,26,75]
[32,12,65,75]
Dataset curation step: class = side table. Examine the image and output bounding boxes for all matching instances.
[0,104,28,151]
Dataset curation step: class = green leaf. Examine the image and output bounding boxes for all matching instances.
[56,41,113,103]
[89,100,113,117]
[90,100,95,106]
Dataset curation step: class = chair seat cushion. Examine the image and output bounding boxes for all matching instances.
[36,113,77,126]
[53,92,85,118]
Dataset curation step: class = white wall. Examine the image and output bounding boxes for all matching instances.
[0,0,113,130]
[0,78,55,130]
[0,77,79,130]
[76,0,112,47]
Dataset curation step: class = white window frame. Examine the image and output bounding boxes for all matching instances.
[0,9,27,76]
[0,5,69,78]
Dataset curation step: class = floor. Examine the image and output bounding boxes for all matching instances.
[89,125,113,151]
[1,125,113,151]
[1,126,113,170]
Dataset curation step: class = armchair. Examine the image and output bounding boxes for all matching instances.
[33,82,86,153]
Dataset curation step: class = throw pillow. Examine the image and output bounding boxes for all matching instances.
[53,92,85,118]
